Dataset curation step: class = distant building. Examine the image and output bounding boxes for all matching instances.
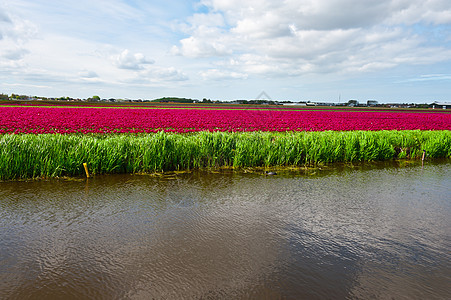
[347,100,359,107]
[389,103,411,108]
[315,102,335,106]
[284,101,335,106]
[430,102,451,109]
[283,102,307,106]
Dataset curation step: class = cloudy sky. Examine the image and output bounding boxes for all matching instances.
[1,0,450,102]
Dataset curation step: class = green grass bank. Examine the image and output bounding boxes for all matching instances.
[1,130,450,180]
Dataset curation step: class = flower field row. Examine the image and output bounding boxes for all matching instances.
[0,106,450,134]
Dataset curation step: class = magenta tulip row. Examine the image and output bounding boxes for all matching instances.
[0,106,449,134]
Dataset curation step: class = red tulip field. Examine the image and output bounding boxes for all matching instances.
[0,104,449,134]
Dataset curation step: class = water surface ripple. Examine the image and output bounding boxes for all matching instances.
[1,161,450,299]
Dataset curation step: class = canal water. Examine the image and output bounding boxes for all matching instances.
[1,161,450,299]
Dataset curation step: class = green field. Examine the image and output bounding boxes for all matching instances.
[1,130,449,180]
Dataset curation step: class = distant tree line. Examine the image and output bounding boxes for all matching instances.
[233,99,279,105]
[152,97,197,103]
[87,95,101,102]
[10,94,31,100]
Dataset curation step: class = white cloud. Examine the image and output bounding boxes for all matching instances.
[0,5,40,76]
[406,74,451,81]
[0,10,10,21]
[122,67,189,86]
[78,70,99,78]
[1,48,29,60]
[3,82,51,89]
[387,0,451,25]
[148,67,189,82]
[171,35,231,58]
[171,12,230,58]
[0,16,38,43]
[200,68,247,80]
[169,0,451,83]
[112,49,155,70]
[185,12,226,30]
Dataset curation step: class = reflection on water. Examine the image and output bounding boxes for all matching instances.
[0,161,450,299]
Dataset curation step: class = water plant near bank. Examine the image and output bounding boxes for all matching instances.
[1,130,449,180]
